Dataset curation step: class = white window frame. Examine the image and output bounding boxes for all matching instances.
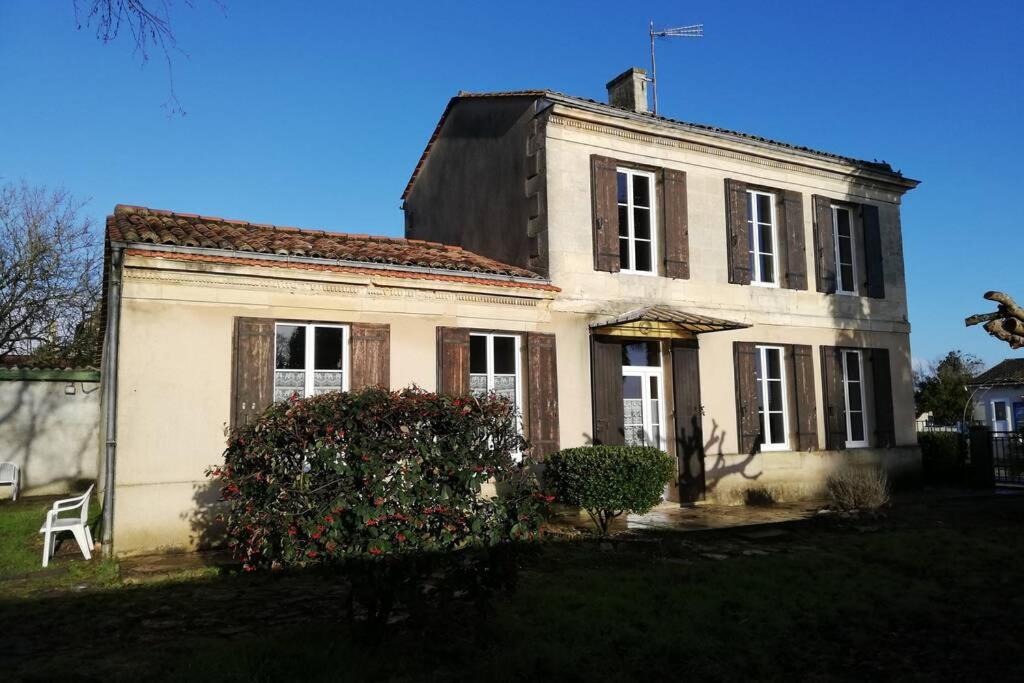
[622,364,668,451]
[747,190,779,287]
[616,167,658,276]
[273,322,350,399]
[991,400,1012,432]
[832,205,858,295]
[841,349,869,448]
[756,345,789,451]
[469,332,524,458]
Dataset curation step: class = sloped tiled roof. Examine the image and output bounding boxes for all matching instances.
[107,205,548,283]
[402,89,917,200]
[969,359,1024,386]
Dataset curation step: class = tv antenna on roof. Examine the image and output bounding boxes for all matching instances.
[649,20,704,115]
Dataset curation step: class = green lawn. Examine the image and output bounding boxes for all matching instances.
[3,493,1023,681]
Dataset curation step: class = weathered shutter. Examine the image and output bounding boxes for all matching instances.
[788,344,818,450]
[820,345,846,450]
[862,204,885,298]
[725,179,751,285]
[350,323,390,390]
[525,332,560,460]
[812,195,837,294]
[672,342,704,501]
[591,155,621,273]
[780,191,807,290]
[591,336,624,446]
[733,342,761,455]
[871,348,896,447]
[436,326,470,396]
[661,167,690,279]
[230,317,275,430]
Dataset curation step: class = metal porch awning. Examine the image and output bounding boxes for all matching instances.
[589,305,750,339]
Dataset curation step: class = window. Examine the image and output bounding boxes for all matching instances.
[841,350,868,447]
[832,206,857,294]
[747,190,778,286]
[469,333,522,410]
[274,323,348,401]
[621,341,666,449]
[617,168,656,274]
[754,345,788,450]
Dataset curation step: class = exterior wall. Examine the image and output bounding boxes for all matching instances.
[971,385,1024,429]
[0,376,100,496]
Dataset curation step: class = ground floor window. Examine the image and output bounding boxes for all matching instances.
[992,400,1012,431]
[469,333,522,409]
[841,349,868,447]
[755,345,788,450]
[622,341,666,449]
[274,323,349,401]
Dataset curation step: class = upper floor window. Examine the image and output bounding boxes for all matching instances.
[832,206,857,294]
[755,345,788,450]
[747,190,778,286]
[617,168,656,274]
[274,323,349,401]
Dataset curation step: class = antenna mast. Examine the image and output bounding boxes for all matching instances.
[649,21,704,115]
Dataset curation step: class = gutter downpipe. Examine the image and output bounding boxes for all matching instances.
[100,245,123,558]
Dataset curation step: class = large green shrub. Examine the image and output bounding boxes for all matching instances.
[918,432,964,484]
[544,446,674,534]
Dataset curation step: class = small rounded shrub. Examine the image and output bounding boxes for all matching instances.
[544,445,674,534]
[825,467,890,512]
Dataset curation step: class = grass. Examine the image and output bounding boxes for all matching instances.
[3,493,1023,681]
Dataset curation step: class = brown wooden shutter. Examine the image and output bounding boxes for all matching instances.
[788,344,818,450]
[591,155,620,272]
[350,323,390,390]
[812,195,837,294]
[591,336,624,446]
[819,345,846,450]
[870,348,896,447]
[725,179,751,285]
[733,342,761,455]
[780,191,807,290]
[526,332,560,460]
[230,317,275,430]
[436,326,470,396]
[862,204,885,299]
[661,167,689,279]
[672,342,704,501]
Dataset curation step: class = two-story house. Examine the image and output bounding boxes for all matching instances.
[96,68,919,554]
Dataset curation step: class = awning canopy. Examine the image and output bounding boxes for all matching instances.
[590,305,750,339]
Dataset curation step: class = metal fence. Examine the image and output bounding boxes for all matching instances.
[991,431,1024,486]
[915,420,971,434]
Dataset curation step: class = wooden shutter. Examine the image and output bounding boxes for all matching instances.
[230,317,275,430]
[871,348,896,447]
[733,342,760,455]
[820,345,846,450]
[436,327,470,396]
[788,344,818,450]
[526,332,560,460]
[672,342,704,501]
[725,179,751,285]
[661,167,689,279]
[812,195,837,294]
[591,155,621,272]
[780,191,807,290]
[862,204,885,298]
[350,323,390,390]
[591,336,624,446]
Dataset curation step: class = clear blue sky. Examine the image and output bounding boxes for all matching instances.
[1,1,1021,369]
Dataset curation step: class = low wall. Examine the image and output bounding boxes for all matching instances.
[0,369,101,497]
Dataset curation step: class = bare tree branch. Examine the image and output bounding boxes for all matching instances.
[967,291,1024,350]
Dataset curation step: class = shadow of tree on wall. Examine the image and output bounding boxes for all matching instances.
[702,419,761,498]
[184,481,227,551]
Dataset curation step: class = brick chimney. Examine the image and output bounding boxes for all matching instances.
[606,67,649,114]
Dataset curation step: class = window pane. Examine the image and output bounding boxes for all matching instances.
[632,174,650,208]
[767,381,784,412]
[313,371,343,395]
[623,375,642,399]
[840,264,855,291]
[633,207,651,239]
[768,413,785,444]
[623,342,659,367]
[759,224,774,254]
[634,240,652,272]
[276,325,305,370]
[469,335,487,374]
[835,208,851,238]
[619,238,630,270]
[617,172,628,204]
[757,193,773,223]
[765,349,781,379]
[493,336,516,374]
[995,402,1007,420]
[848,384,863,412]
[625,425,645,446]
[650,424,660,447]
[469,374,487,397]
[845,353,860,382]
[314,327,343,370]
[759,254,774,283]
[493,374,517,404]
[838,234,853,264]
[274,370,305,401]
[618,205,629,237]
[850,412,865,442]
[649,376,659,400]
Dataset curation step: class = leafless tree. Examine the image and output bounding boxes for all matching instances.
[0,182,102,366]
[965,291,1024,349]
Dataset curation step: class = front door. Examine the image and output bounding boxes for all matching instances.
[672,342,705,503]
[621,343,666,450]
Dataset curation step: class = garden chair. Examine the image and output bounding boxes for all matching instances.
[39,484,95,568]
[0,462,19,501]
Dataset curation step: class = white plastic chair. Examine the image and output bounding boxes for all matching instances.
[0,462,19,501]
[39,484,95,568]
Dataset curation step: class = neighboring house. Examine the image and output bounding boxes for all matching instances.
[967,359,1024,431]
[97,68,921,554]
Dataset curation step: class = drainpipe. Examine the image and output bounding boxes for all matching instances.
[101,246,124,558]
